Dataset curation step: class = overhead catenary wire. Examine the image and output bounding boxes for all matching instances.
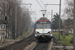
[36,0,44,9]
[41,0,45,9]
[29,4,37,22]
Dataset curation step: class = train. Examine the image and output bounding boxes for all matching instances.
[34,17,53,41]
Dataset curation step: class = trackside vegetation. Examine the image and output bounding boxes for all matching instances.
[53,32,73,46]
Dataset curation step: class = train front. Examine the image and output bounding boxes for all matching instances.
[34,17,53,41]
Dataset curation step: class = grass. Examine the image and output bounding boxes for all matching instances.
[53,32,73,46]
[53,32,59,38]
[17,28,31,39]
[5,39,13,40]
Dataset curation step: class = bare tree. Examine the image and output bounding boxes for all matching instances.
[0,0,32,39]
[63,0,74,34]
[64,0,74,18]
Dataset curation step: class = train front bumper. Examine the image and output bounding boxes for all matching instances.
[35,33,53,38]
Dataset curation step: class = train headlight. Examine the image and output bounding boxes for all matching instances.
[36,32,39,33]
[48,31,51,33]
[36,32,37,33]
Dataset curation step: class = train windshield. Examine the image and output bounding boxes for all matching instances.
[36,23,50,29]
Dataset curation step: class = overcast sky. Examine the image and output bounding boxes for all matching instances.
[22,0,66,22]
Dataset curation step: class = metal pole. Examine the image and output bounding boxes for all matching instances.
[34,17,36,22]
[73,0,75,50]
[51,10,53,33]
[51,10,53,22]
[45,5,47,17]
[58,0,61,40]
[15,0,17,39]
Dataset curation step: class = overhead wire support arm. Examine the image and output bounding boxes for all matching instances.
[45,4,60,5]
[21,3,32,5]
[44,0,61,40]
[19,3,32,8]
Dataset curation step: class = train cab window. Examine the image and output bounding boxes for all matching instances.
[43,23,50,29]
[36,23,50,29]
[36,24,43,29]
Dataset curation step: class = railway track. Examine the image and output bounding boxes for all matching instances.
[32,39,53,50]
[0,33,36,50]
[33,43,48,50]
[12,36,35,50]
[0,28,53,50]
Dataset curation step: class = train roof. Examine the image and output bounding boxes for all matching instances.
[39,17,49,20]
[36,17,50,22]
